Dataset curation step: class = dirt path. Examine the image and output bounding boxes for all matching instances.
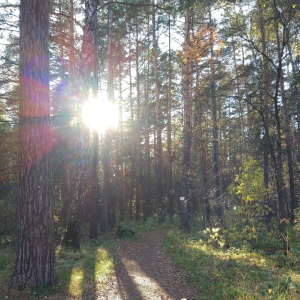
[97,230,197,300]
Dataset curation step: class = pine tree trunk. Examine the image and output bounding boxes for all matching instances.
[275,20,296,223]
[152,2,164,223]
[233,42,246,151]
[63,0,98,245]
[258,0,271,194]
[11,0,57,289]
[89,130,99,239]
[143,16,151,220]
[167,13,174,219]
[68,0,75,78]
[85,0,99,239]
[180,3,193,231]
[135,19,142,221]
[118,70,125,221]
[129,32,134,221]
[209,8,225,228]
[273,18,288,249]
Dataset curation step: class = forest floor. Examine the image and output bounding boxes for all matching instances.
[97,230,197,300]
[1,230,197,300]
[2,227,300,299]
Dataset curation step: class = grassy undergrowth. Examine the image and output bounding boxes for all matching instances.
[2,216,300,300]
[0,239,116,300]
[124,215,180,233]
[164,230,300,300]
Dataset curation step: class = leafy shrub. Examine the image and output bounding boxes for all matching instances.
[116,223,136,238]
[227,157,273,245]
[202,227,226,248]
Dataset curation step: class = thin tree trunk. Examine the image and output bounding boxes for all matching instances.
[87,0,99,239]
[135,18,142,221]
[180,1,193,231]
[68,0,75,78]
[143,15,151,220]
[118,68,125,221]
[209,8,225,228]
[258,0,272,225]
[129,31,134,221]
[60,0,75,230]
[271,17,288,250]
[275,19,296,224]
[167,13,174,219]
[152,1,164,223]
[233,42,246,153]
[103,6,115,231]
[202,139,211,228]
[89,130,99,239]
[241,45,253,144]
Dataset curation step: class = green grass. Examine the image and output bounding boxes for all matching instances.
[0,241,116,299]
[164,230,300,300]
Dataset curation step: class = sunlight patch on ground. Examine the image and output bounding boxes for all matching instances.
[121,257,172,299]
[95,248,115,283]
[68,267,83,298]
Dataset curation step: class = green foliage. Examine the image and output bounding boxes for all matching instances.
[227,157,272,244]
[122,215,180,233]
[202,227,226,248]
[115,223,136,238]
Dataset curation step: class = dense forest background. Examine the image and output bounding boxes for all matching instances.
[1,0,300,288]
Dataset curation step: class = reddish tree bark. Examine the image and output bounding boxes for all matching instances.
[10,0,57,289]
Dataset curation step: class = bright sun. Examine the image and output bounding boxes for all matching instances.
[82,93,119,133]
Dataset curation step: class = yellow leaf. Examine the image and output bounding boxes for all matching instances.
[218,40,225,47]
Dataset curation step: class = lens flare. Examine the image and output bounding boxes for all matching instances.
[82,93,119,133]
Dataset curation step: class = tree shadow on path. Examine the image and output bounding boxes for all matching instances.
[111,230,196,300]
